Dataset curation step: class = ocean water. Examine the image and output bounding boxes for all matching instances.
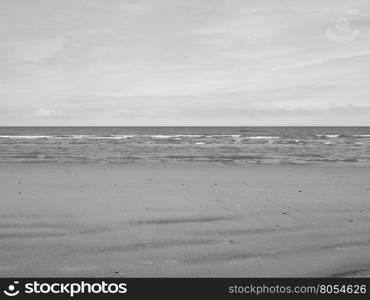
[0,127,369,165]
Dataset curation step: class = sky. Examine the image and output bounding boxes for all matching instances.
[0,0,369,126]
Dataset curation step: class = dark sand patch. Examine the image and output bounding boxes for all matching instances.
[319,240,370,251]
[131,215,237,225]
[0,213,74,219]
[0,222,111,238]
[195,227,281,236]
[183,251,271,264]
[331,268,370,278]
[0,222,76,230]
[183,240,370,265]
[95,239,218,253]
[0,232,68,239]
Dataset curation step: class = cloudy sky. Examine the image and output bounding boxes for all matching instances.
[0,0,369,125]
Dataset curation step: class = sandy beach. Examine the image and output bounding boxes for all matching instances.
[0,163,369,277]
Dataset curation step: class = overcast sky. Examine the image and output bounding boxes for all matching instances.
[0,0,369,125]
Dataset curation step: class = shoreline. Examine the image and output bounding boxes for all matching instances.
[0,163,369,277]
[2,160,370,167]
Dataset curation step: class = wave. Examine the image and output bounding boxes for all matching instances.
[246,136,280,139]
[0,135,51,139]
[165,155,264,160]
[316,134,341,138]
[206,135,241,138]
[0,134,251,140]
[0,135,135,140]
[146,134,241,139]
[316,134,370,139]
[306,158,359,163]
[95,135,135,139]
[148,135,176,139]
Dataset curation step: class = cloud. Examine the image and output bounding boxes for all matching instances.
[34,108,63,117]
[5,38,67,64]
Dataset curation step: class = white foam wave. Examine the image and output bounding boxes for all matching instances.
[316,134,340,138]
[97,135,135,139]
[353,135,370,138]
[147,135,203,139]
[246,136,280,139]
[208,134,241,137]
[0,135,51,139]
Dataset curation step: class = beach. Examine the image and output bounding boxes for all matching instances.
[0,163,369,277]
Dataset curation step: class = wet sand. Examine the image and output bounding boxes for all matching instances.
[0,163,369,277]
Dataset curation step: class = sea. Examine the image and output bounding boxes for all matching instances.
[0,127,369,165]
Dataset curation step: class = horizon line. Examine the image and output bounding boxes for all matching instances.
[1,125,370,128]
